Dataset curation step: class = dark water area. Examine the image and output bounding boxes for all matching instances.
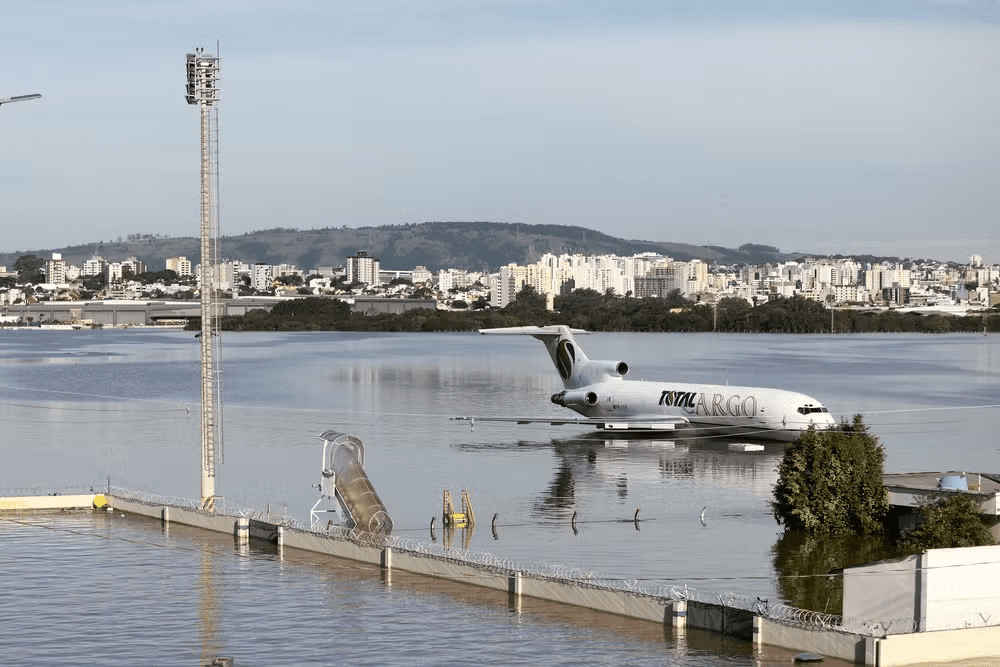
[1,329,997,665]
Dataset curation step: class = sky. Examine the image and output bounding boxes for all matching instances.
[1,1,998,264]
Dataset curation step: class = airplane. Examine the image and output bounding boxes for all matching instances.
[455,325,837,441]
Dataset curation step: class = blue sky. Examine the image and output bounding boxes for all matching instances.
[1,1,998,263]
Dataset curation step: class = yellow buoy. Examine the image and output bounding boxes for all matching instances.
[92,494,110,510]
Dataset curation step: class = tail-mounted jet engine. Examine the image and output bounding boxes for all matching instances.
[551,389,599,407]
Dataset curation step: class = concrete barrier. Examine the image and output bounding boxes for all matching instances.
[97,494,1000,666]
[0,494,100,511]
[878,626,1000,666]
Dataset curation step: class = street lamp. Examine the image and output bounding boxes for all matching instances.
[0,94,42,108]
[3,92,42,327]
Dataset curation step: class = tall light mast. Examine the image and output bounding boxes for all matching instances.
[186,48,223,511]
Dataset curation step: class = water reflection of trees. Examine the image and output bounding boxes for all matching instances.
[529,436,782,519]
[534,460,576,514]
[771,531,905,614]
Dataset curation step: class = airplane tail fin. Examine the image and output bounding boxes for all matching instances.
[479,325,629,389]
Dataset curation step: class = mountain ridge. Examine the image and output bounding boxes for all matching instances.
[0,221,839,272]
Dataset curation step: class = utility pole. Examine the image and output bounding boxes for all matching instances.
[186,48,222,511]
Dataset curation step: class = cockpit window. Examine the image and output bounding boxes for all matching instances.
[797,406,829,415]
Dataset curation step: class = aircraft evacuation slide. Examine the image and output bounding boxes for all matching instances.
[456,326,836,441]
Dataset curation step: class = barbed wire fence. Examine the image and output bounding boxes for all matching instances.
[56,486,997,639]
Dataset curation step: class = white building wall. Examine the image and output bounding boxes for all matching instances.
[166,256,193,276]
[412,266,433,285]
[843,544,1000,634]
[83,257,105,277]
[251,264,273,291]
[347,252,381,285]
[45,254,67,285]
[492,264,526,308]
[105,262,123,283]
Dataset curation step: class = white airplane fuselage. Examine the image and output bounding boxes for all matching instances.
[480,325,837,441]
[551,378,834,441]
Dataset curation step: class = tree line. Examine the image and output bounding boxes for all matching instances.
[206,288,1000,333]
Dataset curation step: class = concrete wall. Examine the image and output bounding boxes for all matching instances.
[843,545,1000,634]
[924,545,1000,631]
[760,619,874,665]
[843,555,920,633]
[0,494,99,510]
[687,601,755,640]
[102,495,1000,666]
[878,626,1000,667]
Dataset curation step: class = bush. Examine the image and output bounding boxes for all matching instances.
[772,415,888,535]
[901,493,995,552]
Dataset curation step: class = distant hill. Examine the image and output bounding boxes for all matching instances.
[0,222,813,272]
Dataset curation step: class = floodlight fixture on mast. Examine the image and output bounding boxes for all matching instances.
[186,47,223,511]
[0,93,42,108]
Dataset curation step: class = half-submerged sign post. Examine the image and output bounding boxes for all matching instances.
[186,48,223,511]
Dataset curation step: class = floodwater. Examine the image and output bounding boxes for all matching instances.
[0,329,997,665]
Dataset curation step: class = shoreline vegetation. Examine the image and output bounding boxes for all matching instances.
[201,289,1000,334]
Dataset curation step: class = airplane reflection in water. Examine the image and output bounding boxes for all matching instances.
[458,432,783,524]
[456,326,837,441]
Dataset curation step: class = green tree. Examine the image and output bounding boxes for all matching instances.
[901,493,995,552]
[503,285,548,319]
[134,269,179,285]
[773,415,888,535]
[14,254,45,284]
[275,274,303,286]
[716,297,754,332]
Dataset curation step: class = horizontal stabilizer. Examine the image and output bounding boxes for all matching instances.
[479,326,589,336]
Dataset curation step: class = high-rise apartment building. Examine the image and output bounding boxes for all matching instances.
[166,256,193,276]
[45,253,67,285]
[346,251,381,286]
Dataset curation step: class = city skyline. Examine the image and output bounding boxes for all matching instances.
[2,1,998,264]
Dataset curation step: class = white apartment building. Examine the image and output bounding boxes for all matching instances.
[491,263,528,308]
[439,268,477,292]
[121,256,146,277]
[346,251,380,286]
[635,261,685,298]
[82,256,106,277]
[865,264,911,292]
[686,259,709,295]
[105,262,123,284]
[412,265,433,285]
[166,256,193,276]
[45,253,67,285]
[251,263,273,291]
[196,261,239,291]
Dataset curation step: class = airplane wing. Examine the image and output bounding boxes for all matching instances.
[452,415,689,431]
